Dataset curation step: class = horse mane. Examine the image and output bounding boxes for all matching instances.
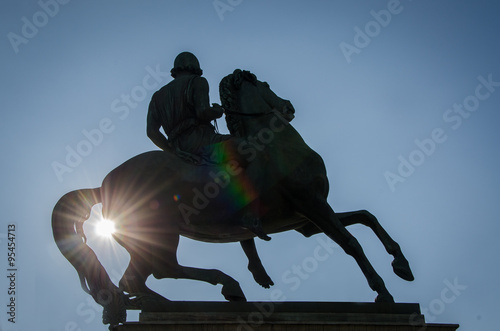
[219,69,257,136]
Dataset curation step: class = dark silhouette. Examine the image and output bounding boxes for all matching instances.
[146,52,226,162]
[52,69,414,327]
[147,52,269,240]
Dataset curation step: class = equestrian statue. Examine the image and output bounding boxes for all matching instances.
[52,52,414,328]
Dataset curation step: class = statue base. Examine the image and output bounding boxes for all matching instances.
[111,301,459,330]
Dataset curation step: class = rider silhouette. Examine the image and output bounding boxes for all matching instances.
[146,52,270,240]
[147,52,227,163]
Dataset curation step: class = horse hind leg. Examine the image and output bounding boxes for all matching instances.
[297,196,394,302]
[336,210,414,282]
[151,234,247,302]
[118,253,170,311]
[158,265,247,302]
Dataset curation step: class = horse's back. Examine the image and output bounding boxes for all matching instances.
[103,150,202,184]
[100,150,192,221]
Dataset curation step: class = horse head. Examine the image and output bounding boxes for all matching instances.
[219,69,295,136]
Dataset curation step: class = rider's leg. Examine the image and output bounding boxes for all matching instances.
[212,137,271,241]
[240,201,271,241]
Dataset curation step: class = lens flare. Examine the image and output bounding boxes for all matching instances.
[95,218,116,238]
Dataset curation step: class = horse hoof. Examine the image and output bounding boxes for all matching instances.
[375,292,394,303]
[392,257,415,281]
[102,290,127,326]
[221,282,247,302]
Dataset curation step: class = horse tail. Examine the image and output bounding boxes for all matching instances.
[51,188,126,325]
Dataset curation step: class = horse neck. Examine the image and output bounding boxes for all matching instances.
[230,81,305,145]
[241,111,307,147]
[229,101,277,137]
[242,113,275,135]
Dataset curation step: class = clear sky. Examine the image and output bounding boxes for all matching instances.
[1,1,500,330]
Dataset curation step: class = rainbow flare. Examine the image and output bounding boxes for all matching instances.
[210,141,259,214]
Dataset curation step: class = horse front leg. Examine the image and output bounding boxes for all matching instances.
[240,239,274,288]
[336,210,414,282]
[298,196,394,302]
[150,234,247,302]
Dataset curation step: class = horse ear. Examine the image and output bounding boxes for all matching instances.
[232,69,243,88]
[232,69,257,89]
[247,71,257,85]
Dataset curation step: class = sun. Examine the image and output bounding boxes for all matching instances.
[95,218,116,238]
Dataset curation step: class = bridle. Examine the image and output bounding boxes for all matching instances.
[224,108,277,117]
[224,105,295,121]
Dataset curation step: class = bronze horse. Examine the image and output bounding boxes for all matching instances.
[52,69,413,326]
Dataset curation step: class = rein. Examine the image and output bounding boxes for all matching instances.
[224,108,278,118]
[224,108,280,138]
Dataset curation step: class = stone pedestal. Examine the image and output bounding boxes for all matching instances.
[111,302,459,331]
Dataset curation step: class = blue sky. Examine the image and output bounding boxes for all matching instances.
[1,1,500,330]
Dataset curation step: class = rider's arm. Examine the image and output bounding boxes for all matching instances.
[192,77,223,122]
[147,96,171,151]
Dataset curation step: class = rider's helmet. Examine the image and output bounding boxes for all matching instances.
[170,52,203,78]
